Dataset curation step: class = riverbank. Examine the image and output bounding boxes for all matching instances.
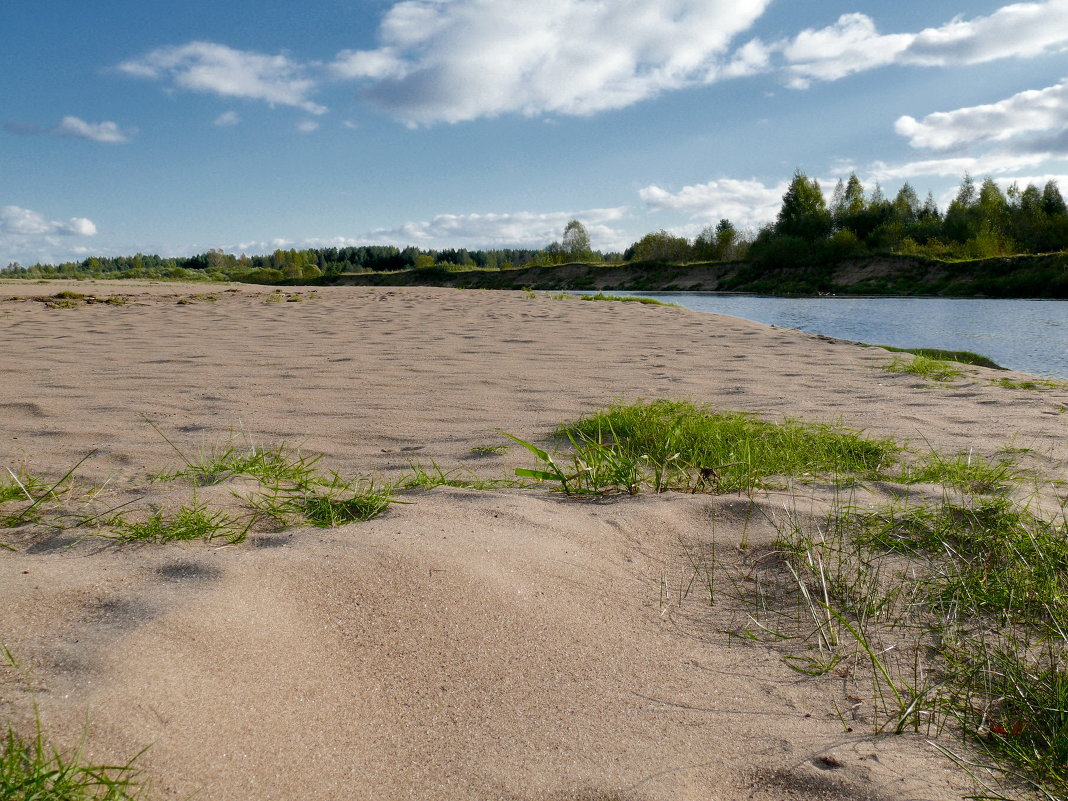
[2,281,1066,800]
[330,252,1068,298]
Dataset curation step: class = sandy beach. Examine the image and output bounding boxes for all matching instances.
[2,280,1066,800]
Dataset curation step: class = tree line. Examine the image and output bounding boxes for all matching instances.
[4,171,1067,282]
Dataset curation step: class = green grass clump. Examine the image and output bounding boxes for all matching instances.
[995,377,1065,390]
[881,354,964,381]
[900,450,1019,493]
[579,292,677,306]
[856,498,1068,625]
[0,721,144,800]
[153,440,321,487]
[249,474,396,528]
[873,345,1003,369]
[509,399,898,495]
[110,500,246,544]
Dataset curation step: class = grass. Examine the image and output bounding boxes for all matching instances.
[246,473,397,528]
[0,721,145,800]
[881,354,965,381]
[900,449,1020,493]
[517,398,899,495]
[728,465,1068,798]
[108,498,247,544]
[578,292,679,306]
[872,345,1004,370]
[469,444,509,457]
[995,377,1066,391]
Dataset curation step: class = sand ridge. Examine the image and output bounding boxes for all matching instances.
[2,280,1066,800]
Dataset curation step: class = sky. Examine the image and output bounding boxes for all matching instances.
[3,0,1068,265]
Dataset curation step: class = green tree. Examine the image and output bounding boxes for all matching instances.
[561,219,592,260]
[775,170,831,241]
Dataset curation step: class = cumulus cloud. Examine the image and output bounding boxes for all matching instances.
[330,0,772,125]
[1,206,97,237]
[894,77,1068,150]
[213,111,240,127]
[296,119,319,133]
[0,206,98,266]
[866,152,1056,181]
[640,178,786,227]
[361,207,629,249]
[119,41,327,115]
[774,1,1068,88]
[51,116,132,143]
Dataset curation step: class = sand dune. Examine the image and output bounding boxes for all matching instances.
[2,280,1066,800]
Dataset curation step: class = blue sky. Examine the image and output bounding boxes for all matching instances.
[3,0,1068,265]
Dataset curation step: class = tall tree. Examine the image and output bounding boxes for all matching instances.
[775,170,831,241]
[561,219,592,260]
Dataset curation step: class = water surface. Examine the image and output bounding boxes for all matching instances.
[620,294,1068,378]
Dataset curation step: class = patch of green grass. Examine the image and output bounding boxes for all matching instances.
[506,399,898,495]
[109,498,246,544]
[469,444,509,457]
[855,497,1068,625]
[899,450,1019,493]
[880,354,965,382]
[52,290,88,300]
[264,292,285,303]
[871,345,1004,370]
[148,425,321,487]
[995,376,1065,390]
[0,720,145,800]
[578,292,678,306]
[400,461,520,491]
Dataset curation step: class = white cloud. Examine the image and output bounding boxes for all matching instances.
[213,111,240,127]
[780,14,911,88]
[360,207,630,249]
[640,178,786,227]
[331,0,772,125]
[51,116,132,143]
[772,1,1068,88]
[867,152,1056,181]
[119,41,327,115]
[895,77,1068,150]
[0,206,98,266]
[296,119,319,133]
[1,206,97,237]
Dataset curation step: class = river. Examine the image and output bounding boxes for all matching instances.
[607,293,1068,378]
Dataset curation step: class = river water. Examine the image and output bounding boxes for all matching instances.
[612,293,1068,378]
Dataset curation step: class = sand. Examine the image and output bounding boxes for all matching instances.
[1,280,1066,800]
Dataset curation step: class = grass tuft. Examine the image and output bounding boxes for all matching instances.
[0,719,145,800]
[579,292,679,306]
[881,354,964,382]
[872,345,1004,370]
[109,499,247,544]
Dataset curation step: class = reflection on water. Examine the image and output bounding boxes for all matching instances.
[632,294,1068,378]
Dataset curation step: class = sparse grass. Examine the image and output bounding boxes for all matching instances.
[248,473,397,527]
[0,721,145,800]
[109,499,247,544]
[153,442,321,487]
[899,449,1020,493]
[400,461,520,491]
[264,292,285,303]
[469,444,509,457]
[995,377,1065,391]
[872,345,1004,370]
[881,354,965,381]
[533,399,898,494]
[579,292,678,306]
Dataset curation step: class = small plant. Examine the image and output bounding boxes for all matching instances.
[995,377,1064,390]
[579,292,678,306]
[0,720,145,800]
[870,345,1003,370]
[264,292,285,303]
[469,444,509,457]
[109,499,247,544]
[900,449,1019,493]
[881,354,964,382]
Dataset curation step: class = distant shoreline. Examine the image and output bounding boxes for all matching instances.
[329,252,1068,299]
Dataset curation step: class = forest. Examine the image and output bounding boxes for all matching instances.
[3,172,1067,284]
